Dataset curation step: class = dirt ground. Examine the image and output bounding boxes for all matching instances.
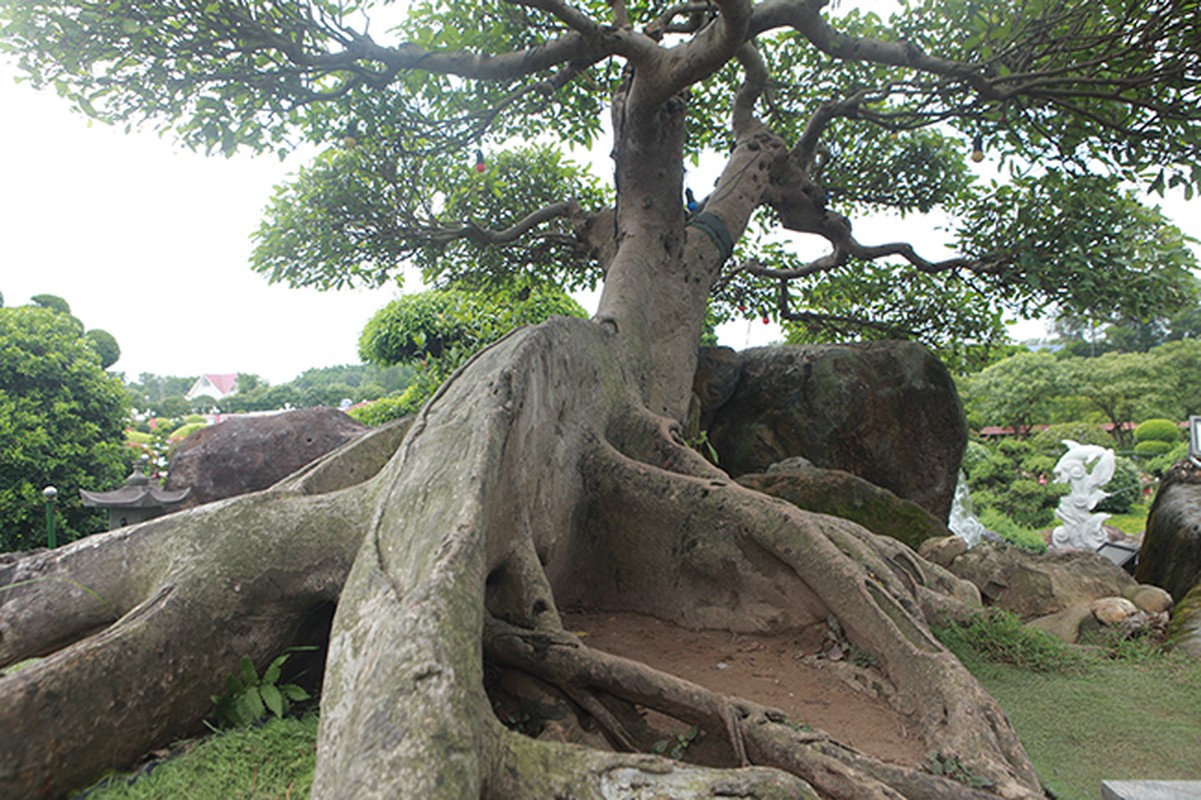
[563,610,928,767]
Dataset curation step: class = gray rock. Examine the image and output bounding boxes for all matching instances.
[918,536,970,569]
[699,341,965,520]
[1123,584,1174,614]
[737,465,952,551]
[165,407,368,509]
[1028,604,1094,644]
[945,541,1138,619]
[1136,462,1201,604]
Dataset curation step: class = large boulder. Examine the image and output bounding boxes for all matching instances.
[737,463,952,551]
[165,407,369,509]
[1136,461,1201,604]
[700,341,966,520]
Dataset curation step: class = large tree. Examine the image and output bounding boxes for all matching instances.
[1,1,1199,797]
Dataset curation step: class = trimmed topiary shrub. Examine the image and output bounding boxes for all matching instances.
[169,422,208,441]
[1144,441,1190,476]
[348,395,415,427]
[976,508,1049,554]
[1004,478,1063,528]
[1134,418,1181,446]
[1134,440,1174,458]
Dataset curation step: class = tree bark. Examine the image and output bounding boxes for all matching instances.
[1,71,1044,800]
[2,317,1043,799]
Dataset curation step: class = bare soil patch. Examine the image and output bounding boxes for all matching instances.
[563,610,927,767]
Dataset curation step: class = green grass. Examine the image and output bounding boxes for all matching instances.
[938,614,1201,800]
[79,715,317,800]
[1106,501,1150,535]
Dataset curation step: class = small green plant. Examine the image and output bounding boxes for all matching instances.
[925,751,994,789]
[210,650,312,729]
[651,725,700,760]
[685,430,720,464]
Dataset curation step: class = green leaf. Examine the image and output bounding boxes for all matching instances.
[281,683,310,702]
[260,683,285,718]
[237,687,266,723]
[238,656,258,686]
[262,653,287,686]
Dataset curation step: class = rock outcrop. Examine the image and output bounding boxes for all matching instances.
[923,538,1141,618]
[165,407,369,508]
[698,341,966,520]
[1136,461,1201,603]
[738,463,952,551]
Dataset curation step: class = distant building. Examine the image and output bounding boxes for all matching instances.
[185,373,238,402]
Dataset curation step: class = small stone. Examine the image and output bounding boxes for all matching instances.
[1029,605,1093,644]
[917,536,968,569]
[1090,596,1138,626]
[715,661,730,670]
[1124,584,1174,614]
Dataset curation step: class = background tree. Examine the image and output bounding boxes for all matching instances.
[125,373,198,413]
[352,281,588,421]
[0,304,128,551]
[1053,276,1201,356]
[1062,352,1159,449]
[3,0,1201,797]
[1143,340,1201,420]
[961,350,1069,437]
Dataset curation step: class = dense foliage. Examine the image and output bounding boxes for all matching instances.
[0,305,128,550]
[961,339,1201,437]
[2,0,1197,352]
[352,282,587,423]
[962,426,1142,532]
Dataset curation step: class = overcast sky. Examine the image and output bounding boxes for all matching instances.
[2,55,1197,385]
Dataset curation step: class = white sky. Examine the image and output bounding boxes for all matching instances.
[2,48,1197,384]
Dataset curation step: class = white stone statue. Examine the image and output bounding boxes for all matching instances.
[1050,440,1115,550]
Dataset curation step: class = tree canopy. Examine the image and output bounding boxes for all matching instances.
[2,0,1197,350]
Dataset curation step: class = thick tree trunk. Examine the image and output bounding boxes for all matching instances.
[2,317,1043,799]
[2,79,1043,800]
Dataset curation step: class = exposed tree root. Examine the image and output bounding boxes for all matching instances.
[0,426,401,798]
[1,319,1041,799]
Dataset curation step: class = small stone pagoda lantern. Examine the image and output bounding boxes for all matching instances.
[80,461,190,529]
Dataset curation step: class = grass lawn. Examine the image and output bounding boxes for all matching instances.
[980,658,1201,799]
[939,618,1201,800]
